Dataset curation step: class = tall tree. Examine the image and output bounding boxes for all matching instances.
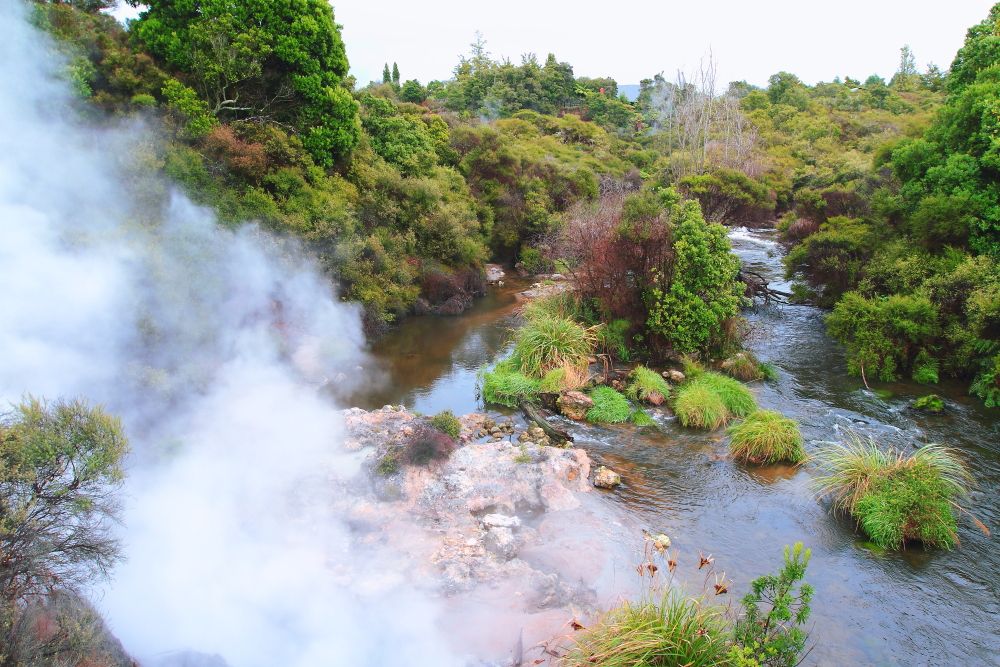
[391,61,400,86]
[382,62,391,84]
[129,0,361,166]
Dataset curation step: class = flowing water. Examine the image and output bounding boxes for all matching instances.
[353,233,1000,665]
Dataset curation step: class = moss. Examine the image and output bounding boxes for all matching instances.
[728,410,805,464]
[912,394,945,413]
[429,410,461,438]
[629,409,656,426]
[586,386,632,424]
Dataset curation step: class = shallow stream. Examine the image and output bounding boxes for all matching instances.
[352,230,1000,665]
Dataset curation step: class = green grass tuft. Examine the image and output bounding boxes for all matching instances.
[539,367,567,393]
[696,372,757,418]
[812,435,972,549]
[720,351,765,381]
[728,410,805,464]
[759,362,779,381]
[429,410,461,438]
[586,386,632,424]
[681,356,705,379]
[630,409,656,426]
[480,362,540,408]
[509,314,595,378]
[562,593,730,667]
[626,365,671,405]
[674,383,729,429]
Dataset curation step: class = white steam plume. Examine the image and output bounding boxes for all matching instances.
[0,3,460,665]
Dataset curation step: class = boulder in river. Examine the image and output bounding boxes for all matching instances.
[557,391,593,420]
[593,465,622,489]
[662,369,685,383]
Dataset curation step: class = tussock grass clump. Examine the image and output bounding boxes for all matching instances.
[728,410,805,464]
[480,363,540,408]
[674,384,729,429]
[813,435,973,549]
[597,318,632,362]
[759,362,779,381]
[697,372,757,418]
[429,410,461,438]
[630,409,656,426]
[521,292,581,321]
[627,365,671,405]
[721,351,766,381]
[586,386,632,424]
[510,314,596,378]
[562,593,730,667]
[681,355,706,379]
[539,363,588,393]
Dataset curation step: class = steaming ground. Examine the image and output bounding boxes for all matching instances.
[0,4,461,665]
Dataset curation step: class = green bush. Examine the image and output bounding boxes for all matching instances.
[480,363,540,408]
[812,435,972,549]
[732,542,813,667]
[626,365,671,405]
[586,386,633,424]
[562,593,731,667]
[728,410,805,464]
[674,383,729,430]
[429,410,461,438]
[598,319,632,362]
[911,349,939,384]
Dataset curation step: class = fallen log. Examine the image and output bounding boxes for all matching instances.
[519,400,573,443]
[738,268,792,305]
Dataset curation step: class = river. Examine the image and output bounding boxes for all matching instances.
[351,229,1000,665]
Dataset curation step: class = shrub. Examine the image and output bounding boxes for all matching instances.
[732,542,813,667]
[562,593,731,667]
[480,363,540,408]
[911,349,939,384]
[510,315,596,378]
[401,423,457,466]
[728,410,805,464]
[626,365,671,405]
[586,387,633,424]
[721,351,765,382]
[812,435,972,549]
[429,410,461,438]
[674,383,729,430]
[697,373,758,419]
[598,318,632,362]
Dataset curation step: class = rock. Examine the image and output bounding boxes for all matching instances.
[593,466,622,489]
[663,369,685,383]
[557,391,594,421]
[485,263,506,283]
[482,513,521,529]
[434,294,472,316]
[484,526,518,559]
[413,297,432,315]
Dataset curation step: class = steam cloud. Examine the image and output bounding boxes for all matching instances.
[0,3,460,665]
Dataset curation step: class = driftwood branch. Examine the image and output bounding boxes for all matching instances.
[519,400,573,443]
[739,268,791,305]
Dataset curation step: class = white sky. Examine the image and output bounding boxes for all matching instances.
[333,0,995,87]
[112,2,996,89]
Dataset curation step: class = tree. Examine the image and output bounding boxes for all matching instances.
[1,398,129,662]
[892,45,919,90]
[382,63,391,84]
[399,79,427,103]
[391,61,400,86]
[129,0,361,166]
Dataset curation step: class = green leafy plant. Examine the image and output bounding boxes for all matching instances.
[429,410,461,439]
[911,349,940,384]
[728,410,805,464]
[912,394,945,412]
[732,542,813,667]
[626,365,671,405]
[598,318,633,362]
[586,386,633,424]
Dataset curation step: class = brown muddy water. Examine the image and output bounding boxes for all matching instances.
[351,231,1000,665]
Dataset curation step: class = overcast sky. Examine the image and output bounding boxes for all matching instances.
[331,0,994,88]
